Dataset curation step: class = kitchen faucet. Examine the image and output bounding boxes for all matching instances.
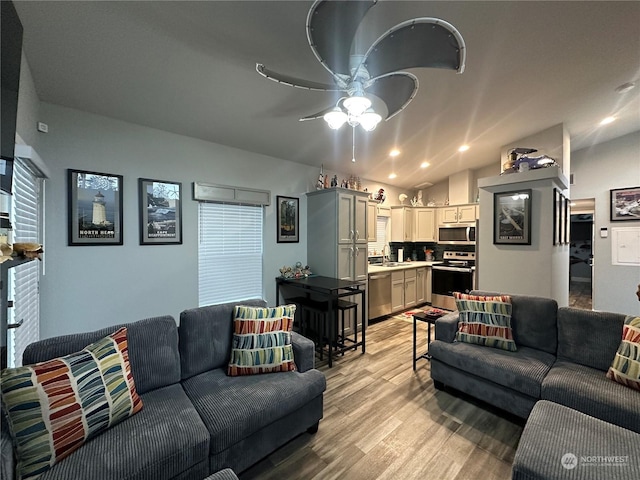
[382,244,390,265]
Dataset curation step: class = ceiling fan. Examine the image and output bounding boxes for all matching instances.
[256,0,466,132]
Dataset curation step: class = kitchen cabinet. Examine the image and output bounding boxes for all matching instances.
[307,188,369,332]
[391,268,416,312]
[414,208,436,241]
[416,267,426,304]
[367,200,377,242]
[439,204,477,225]
[390,206,413,242]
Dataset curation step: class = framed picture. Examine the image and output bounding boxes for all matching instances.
[494,189,532,245]
[553,188,561,246]
[610,186,640,221]
[563,194,570,244]
[276,195,299,243]
[68,169,123,246]
[139,178,182,245]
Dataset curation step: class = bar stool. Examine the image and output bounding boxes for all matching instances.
[336,299,358,355]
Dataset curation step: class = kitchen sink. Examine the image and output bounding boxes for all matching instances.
[380,262,405,267]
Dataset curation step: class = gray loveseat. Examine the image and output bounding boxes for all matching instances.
[429,292,640,479]
[1,299,326,480]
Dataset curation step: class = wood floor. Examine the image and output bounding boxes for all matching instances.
[241,315,524,480]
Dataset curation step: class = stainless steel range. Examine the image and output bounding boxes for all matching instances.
[431,251,476,311]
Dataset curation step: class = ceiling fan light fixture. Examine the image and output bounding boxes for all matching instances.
[324,107,348,129]
[343,95,371,117]
[358,109,382,131]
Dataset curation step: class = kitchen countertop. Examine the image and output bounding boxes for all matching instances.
[368,261,441,274]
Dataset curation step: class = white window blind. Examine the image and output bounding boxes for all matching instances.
[8,160,41,367]
[198,202,263,306]
[369,216,389,255]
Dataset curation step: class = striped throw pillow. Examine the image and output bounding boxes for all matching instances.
[606,315,640,391]
[454,292,517,352]
[228,304,297,376]
[0,327,143,480]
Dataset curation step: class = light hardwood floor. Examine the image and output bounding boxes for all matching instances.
[241,315,524,480]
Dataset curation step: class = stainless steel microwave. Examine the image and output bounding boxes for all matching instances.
[438,224,476,245]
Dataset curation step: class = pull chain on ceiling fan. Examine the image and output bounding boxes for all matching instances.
[256,0,466,133]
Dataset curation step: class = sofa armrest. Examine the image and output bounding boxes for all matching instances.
[1,414,14,480]
[435,312,459,343]
[292,331,315,372]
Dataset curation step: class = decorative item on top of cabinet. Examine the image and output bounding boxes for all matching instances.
[438,204,477,225]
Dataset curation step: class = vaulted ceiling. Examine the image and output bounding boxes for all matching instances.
[14,1,640,188]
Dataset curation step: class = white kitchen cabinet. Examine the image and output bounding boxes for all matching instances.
[367,200,377,242]
[426,267,432,303]
[391,268,417,312]
[416,267,426,304]
[439,204,477,225]
[390,206,413,242]
[307,188,369,332]
[414,208,436,241]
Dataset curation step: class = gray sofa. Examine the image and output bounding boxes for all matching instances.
[430,292,640,479]
[430,291,640,431]
[1,299,326,480]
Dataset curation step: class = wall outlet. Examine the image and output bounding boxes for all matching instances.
[37,122,48,133]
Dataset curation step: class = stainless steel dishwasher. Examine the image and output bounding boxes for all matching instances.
[368,272,392,319]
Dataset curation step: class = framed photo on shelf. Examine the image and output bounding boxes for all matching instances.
[610,186,640,221]
[276,195,299,243]
[139,178,182,245]
[68,169,123,246]
[493,189,532,245]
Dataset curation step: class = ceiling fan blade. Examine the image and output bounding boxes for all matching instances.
[299,104,338,122]
[366,72,418,120]
[306,0,377,78]
[361,18,466,78]
[256,64,342,91]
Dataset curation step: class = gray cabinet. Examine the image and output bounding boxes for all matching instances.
[391,268,416,312]
[307,188,369,332]
[416,267,426,304]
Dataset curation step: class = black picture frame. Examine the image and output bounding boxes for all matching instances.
[494,189,532,245]
[68,169,123,246]
[610,186,640,221]
[276,195,299,243]
[139,178,182,245]
[553,188,561,246]
[563,194,570,244]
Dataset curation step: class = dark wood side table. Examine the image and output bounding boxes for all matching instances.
[413,311,444,370]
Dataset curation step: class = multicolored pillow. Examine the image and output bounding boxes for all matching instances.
[228,304,297,376]
[0,327,143,480]
[606,315,640,391]
[454,292,516,351]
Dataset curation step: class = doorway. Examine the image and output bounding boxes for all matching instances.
[569,198,595,310]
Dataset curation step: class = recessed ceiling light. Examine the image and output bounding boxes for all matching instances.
[458,145,470,152]
[615,82,636,94]
[389,149,400,157]
[600,116,616,125]
[420,162,430,168]
[388,173,397,179]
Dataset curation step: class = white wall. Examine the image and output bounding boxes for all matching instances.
[35,103,402,338]
[15,53,40,148]
[571,131,640,315]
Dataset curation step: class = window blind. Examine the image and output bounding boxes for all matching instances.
[369,216,389,255]
[9,160,41,367]
[198,202,263,306]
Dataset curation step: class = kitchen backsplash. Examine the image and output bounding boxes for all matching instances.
[388,242,475,262]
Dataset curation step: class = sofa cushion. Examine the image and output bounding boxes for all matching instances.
[606,315,640,391]
[454,292,516,351]
[22,316,181,395]
[179,299,267,380]
[182,368,326,456]
[471,291,558,354]
[557,307,626,371]
[429,340,555,398]
[36,384,209,480]
[542,360,640,433]
[1,328,143,480]
[512,400,640,480]
[228,304,296,376]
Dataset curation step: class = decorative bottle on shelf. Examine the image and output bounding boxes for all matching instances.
[444,197,449,206]
[317,164,324,190]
